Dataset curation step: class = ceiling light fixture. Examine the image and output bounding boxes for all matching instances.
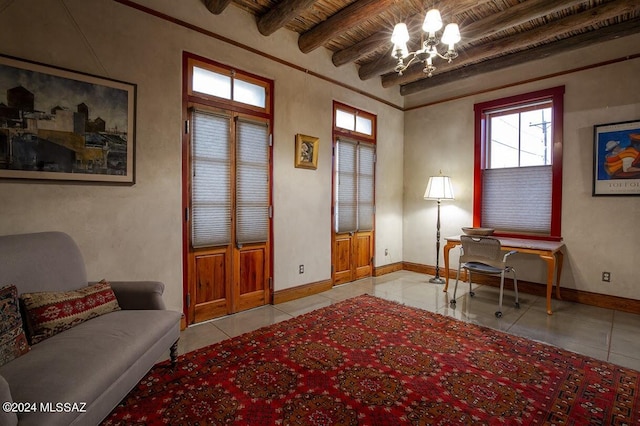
[391,9,460,77]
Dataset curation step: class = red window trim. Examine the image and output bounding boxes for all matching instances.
[473,86,565,241]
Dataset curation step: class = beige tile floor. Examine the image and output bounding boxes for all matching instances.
[170,270,640,372]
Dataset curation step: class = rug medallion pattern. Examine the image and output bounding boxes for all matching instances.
[104,295,640,425]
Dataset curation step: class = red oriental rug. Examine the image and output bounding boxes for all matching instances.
[103,295,640,425]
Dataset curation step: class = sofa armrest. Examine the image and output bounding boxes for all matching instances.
[107,281,167,310]
[0,374,18,426]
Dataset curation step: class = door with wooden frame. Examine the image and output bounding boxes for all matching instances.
[183,53,273,325]
[187,108,271,323]
[333,137,375,285]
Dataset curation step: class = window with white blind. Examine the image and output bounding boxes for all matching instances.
[335,138,375,233]
[236,118,270,245]
[190,111,270,248]
[474,86,564,239]
[191,110,231,248]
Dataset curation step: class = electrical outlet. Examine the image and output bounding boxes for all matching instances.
[602,271,611,282]
[384,248,388,256]
[299,264,304,274]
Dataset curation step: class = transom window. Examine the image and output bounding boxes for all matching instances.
[188,55,270,114]
[334,103,375,140]
[474,86,564,240]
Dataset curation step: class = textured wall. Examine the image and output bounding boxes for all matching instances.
[0,0,405,311]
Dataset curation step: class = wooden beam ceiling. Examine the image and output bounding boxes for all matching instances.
[201,0,640,96]
[383,0,640,88]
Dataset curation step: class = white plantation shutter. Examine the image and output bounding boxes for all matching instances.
[482,165,552,234]
[357,142,375,231]
[335,138,375,233]
[191,110,231,247]
[236,118,270,244]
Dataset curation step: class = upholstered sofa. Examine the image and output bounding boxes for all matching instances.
[0,231,181,426]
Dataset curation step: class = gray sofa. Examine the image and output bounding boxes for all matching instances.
[0,231,181,426]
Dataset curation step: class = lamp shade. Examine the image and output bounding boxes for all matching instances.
[424,175,454,200]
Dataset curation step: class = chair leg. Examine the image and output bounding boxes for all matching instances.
[512,268,520,309]
[450,264,462,306]
[468,271,474,297]
[496,271,505,318]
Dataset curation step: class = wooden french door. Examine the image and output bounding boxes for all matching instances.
[186,108,271,324]
[332,137,375,285]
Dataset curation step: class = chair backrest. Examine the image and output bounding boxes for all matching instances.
[459,235,505,269]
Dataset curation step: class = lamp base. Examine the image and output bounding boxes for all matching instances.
[429,276,445,284]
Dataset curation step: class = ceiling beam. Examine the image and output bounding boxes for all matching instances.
[257,0,316,36]
[202,0,232,15]
[358,0,602,81]
[400,17,640,96]
[298,0,397,54]
[382,0,640,88]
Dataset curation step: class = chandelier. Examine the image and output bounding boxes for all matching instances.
[391,9,460,77]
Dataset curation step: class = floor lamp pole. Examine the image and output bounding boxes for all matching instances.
[429,199,445,284]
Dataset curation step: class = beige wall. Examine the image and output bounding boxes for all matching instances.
[0,0,404,312]
[403,35,640,298]
[1,0,637,313]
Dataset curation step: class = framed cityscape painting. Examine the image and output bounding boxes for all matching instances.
[0,55,136,184]
[593,119,640,196]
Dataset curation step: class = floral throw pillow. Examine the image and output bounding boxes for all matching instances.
[20,280,120,344]
[0,285,30,366]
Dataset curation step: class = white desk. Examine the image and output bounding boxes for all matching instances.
[444,235,565,315]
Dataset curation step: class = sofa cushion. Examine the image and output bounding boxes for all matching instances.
[20,280,120,344]
[0,285,30,367]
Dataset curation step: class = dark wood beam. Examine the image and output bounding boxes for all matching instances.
[332,32,390,67]
[358,0,587,80]
[202,0,232,15]
[400,17,640,96]
[298,0,397,54]
[383,0,640,88]
[257,0,316,36]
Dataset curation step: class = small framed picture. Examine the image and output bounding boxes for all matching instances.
[593,120,640,196]
[294,134,319,170]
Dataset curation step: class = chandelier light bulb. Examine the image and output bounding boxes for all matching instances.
[441,23,461,46]
[391,23,410,45]
[422,9,443,34]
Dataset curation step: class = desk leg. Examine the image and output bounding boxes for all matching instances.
[540,254,556,315]
[555,251,564,300]
[443,242,457,292]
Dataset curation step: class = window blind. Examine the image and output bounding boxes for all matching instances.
[481,165,552,234]
[335,138,375,233]
[357,142,375,231]
[236,118,269,245]
[191,109,231,248]
[335,139,357,233]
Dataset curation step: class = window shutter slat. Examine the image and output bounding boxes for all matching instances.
[482,165,552,234]
[236,118,269,244]
[336,139,357,233]
[191,110,231,248]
